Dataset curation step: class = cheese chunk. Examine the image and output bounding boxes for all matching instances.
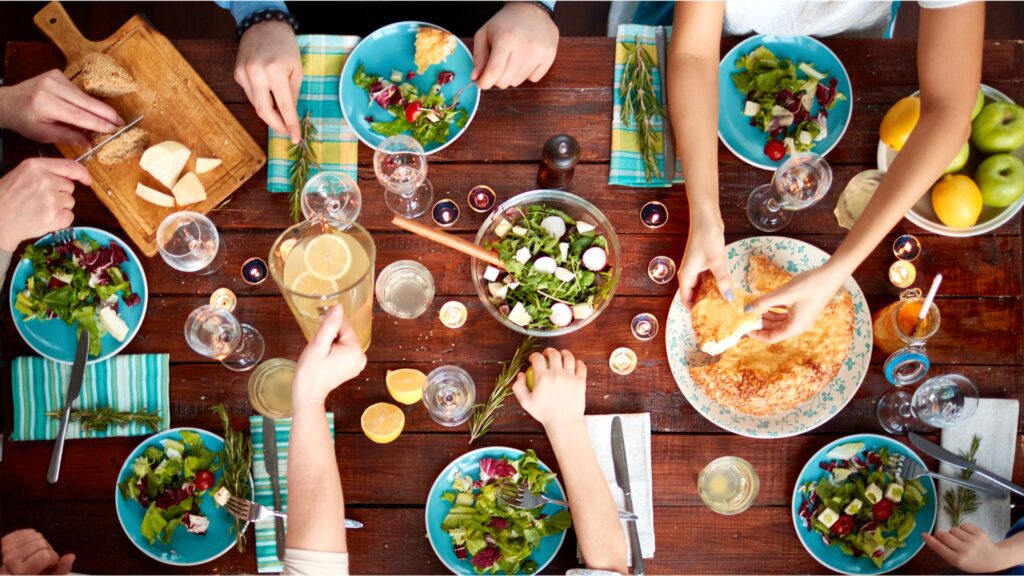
[99,307,129,342]
[817,508,840,529]
[171,172,207,206]
[196,157,222,174]
[135,183,174,208]
[865,483,883,504]
[140,141,191,189]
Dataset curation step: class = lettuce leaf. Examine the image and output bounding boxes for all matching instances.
[140,504,168,545]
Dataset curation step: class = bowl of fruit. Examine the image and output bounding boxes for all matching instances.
[878,85,1024,237]
[472,190,620,337]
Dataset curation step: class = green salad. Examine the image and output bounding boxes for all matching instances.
[797,442,929,569]
[440,450,572,574]
[353,65,468,146]
[483,205,616,331]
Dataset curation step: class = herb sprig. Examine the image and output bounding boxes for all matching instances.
[46,407,161,432]
[620,37,664,182]
[943,434,982,527]
[288,111,321,223]
[469,337,539,444]
[211,404,253,552]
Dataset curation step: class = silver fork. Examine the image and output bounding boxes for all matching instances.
[888,453,1007,498]
[449,81,476,109]
[498,483,639,521]
[51,228,75,246]
[224,495,364,529]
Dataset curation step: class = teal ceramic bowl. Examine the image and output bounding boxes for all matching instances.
[719,34,853,170]
[8,227,148,364]
[791,434,937,574]
[425,446,567,575]
[115,428,252,566]
[339,21,480,154]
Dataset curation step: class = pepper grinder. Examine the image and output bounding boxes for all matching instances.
[538,134,580,190]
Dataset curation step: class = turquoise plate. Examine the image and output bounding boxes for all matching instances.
[339,21,480,154]
[115,428,252,566]
[425,446,567,575]
[719,34,853,170]
[791,434,937,575]
[8,227,148,364]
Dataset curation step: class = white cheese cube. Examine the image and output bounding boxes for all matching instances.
[483,265,501,282]
[885,483,904,503]
[514,247,532,265]
[844,498,863,515]
[576,221,596,234]
[487,282,509,299]
[572,302,594,320]
[743,101,761,117]
[99,307,129,342]
[507,302,532,326]
[799,131,813,145]
[511,225,529,237]
[213,487,231,506]
[558,242,569,262]
[494,218,513,238]
[817,508,840,529]
[865,483,883,504]
[554,267,575,282]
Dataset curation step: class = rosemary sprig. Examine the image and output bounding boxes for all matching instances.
[469,337,539,444]
[45,407,161,432]
[620,37,664,183]
[943,434,982,527]
[288,110,321,222]
[211,404,253,553]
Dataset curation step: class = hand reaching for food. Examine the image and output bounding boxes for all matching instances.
[234,20,303,144]
[0,70,123,148]
[0,158,91,252]
[471,2,558,90]
[745,264,844,343]
[512,348,587,429]
[677,219,734,308]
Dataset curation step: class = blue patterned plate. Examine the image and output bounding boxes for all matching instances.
[665,236,872,438]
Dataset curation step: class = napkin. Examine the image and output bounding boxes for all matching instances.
[9,354,170,441]
[935,398,1019,541]
[582,413,655,566]
[266,35,360,193]
[610,24,684,188]
[250,413,336,573]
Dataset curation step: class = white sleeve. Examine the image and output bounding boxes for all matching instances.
[281,548,350,575]
[918,0,973,9]
[566,570,624,576]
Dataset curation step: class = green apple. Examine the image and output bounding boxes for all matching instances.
[944,141,970,174]
[971,89,985,120]
[971,102,1024,154]
[975,153,1024,207]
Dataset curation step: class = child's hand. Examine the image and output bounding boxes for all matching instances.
[923,523,1019,573]
[512,348,587,430]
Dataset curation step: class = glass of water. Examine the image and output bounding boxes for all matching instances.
[877,374,979,433]
[374,135,433,218]
[423,365,475,426]
[747,153,833,232]
[301,171,362,225]
[157,211,223,274]
[184,304,265,372]
[698,456,760,515]
[375,260,435,319]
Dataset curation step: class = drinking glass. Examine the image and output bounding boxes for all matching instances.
[747,153,834,232]
[374,135,432,218]
[423,365,475,426]
[301,171,362,225]
[157,211,223,274]
[248,358,295,419]
[877,374,979,433]
[375,260,435,319]
[698,456,760,515]
[184,304,264,372]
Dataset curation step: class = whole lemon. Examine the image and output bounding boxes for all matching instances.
[880,96,921,152]
[931,175,983,228]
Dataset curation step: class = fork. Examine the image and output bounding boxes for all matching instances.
[224,495,364,528]
[51,228,75,246]
[449,81,476,109]
[887,453,1007,498]
[498,483,639,521]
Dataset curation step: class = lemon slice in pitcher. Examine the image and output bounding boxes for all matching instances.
[304,233,351,281]
[289,272,339,318]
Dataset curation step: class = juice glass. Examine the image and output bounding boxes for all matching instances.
[269,217,376,350]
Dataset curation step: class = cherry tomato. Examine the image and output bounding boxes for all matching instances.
[872,498,893,521]
[764,139,786,161]
[832,515,855,536]
[194,469,215,492]
[405,101,423,123]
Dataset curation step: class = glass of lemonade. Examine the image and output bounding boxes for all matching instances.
[269,217,376,350]
[698,456,760,515]
[248,358,295,419]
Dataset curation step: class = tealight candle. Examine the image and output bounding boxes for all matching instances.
[439,301,468,329]
[640,201,669,229]
[466,185,497,213]
[889,260,917,288]
[892,234,922,262]
[210,287,237,312]
[647,256,677,285]
[631,313,659,341]
[241,257,269,286]
[609,347,638,375]
[432,199,460,227]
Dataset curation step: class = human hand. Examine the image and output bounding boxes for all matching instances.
[677,217,732,308]
[745,265,843,343]
[234,20,303,143]
[293,306,367,411]
[471,2,559,89]
[923,524,1022,573]
[512,348,587,429]
[0,529,75,575]
[0,158,91,252]
[0,70,123,147]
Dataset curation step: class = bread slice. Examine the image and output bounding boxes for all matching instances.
[690,271,762,356]
[75,52,137,97]
[414,26,456,74]
[91,127,149,165]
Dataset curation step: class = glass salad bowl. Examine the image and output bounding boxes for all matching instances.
[472,190,620,337]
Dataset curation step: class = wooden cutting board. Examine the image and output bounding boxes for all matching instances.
[34,1,265,257]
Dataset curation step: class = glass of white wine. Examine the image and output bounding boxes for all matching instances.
[374,135,433,218]
[184,304,265,372]
[747,153,833,232]
[698,456,760,515]
[157,211,224,274]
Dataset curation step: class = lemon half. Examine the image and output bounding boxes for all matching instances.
[361,402,405,444]
[386,368,427,405]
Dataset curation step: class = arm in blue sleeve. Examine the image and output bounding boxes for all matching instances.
[213,0,289,26]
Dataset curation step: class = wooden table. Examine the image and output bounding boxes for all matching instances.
[3,35,1023,574]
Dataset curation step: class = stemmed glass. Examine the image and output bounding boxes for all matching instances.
[301,171,362,225]
[184,304,265,372]
[747,153,834,232]
[374,135,433,218]
[877,374,979,434]
[157,211,224,274]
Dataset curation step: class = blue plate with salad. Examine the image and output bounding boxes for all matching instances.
[9,227,147,364]
[115,427,251,566]
[719,35,852,171]
[792,434,937,574]
[425,446,571,575]
[340,21,480,154]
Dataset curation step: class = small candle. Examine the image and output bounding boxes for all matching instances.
[892,234,922,262]
[466,185,497,213]
[210,287,237,312]
[647,256,677,285]
[640,201,669,229]
[432,199,460,227]
[241,257,269,286]
[889,260,917,288]
[609,347,638,375]
[631,313,659,341]
[439,301,468,329]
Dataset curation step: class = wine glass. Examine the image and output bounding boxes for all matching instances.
[301,171,362,225]
[157,211,224,274]
[877,374,979,434]
[747,153,834,232]
[184,304,265,372]
[373,135,432,218]
[422,366,475,426]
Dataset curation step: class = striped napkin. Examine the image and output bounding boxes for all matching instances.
[610,24,683,188]
[10,354,170,441]
[266,35,360,193]
[250,413,336,573]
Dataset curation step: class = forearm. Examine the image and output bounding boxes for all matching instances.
[285,405,347,553]
[0,87,14,131]
[996,531,1024,571]
[546,421,628,574]
[667,50,721,225]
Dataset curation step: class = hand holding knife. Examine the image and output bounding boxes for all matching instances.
[75,115,144,163]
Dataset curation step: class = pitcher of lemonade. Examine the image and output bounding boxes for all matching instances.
[872,288,940,386]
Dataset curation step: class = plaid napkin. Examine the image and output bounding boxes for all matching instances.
[10,354,170,441]
[250,413,336,573]
[610,24,683,188]
[266,35,360,192]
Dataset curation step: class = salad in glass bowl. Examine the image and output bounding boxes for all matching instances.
[472,190,619,337]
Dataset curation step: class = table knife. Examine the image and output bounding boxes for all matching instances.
[75,115,144,163]
[612,416,644,575]
[47,331,89,484]
[262,417,287,560]
[909,432,1024,497]
[654,26,675,184]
